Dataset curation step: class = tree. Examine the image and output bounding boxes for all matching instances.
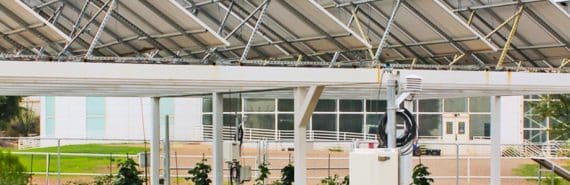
[254,162,271,185]
[532,94,570,140]
[0,96,22,131]
[280,164,294,185]
[0,150,29,185]
[113,158,144,185]
[412,163,433,185]
[6,109,39,137]
[186,159,212,185]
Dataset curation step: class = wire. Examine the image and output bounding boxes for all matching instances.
[377,108,417,155]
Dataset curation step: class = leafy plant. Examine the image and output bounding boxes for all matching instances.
[342,175,349,185]
[113,158,144,185]
[186,159,212,185]
[6,108,39,137]
[94,175,114,185]
[320,174,349,185]
[532,94,569,140]
[280,164,294,185]
[0,96,22,131]
[412,163,433,185]
[0,150,29,185]
[255,162,271,185]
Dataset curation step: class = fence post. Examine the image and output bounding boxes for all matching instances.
[57,138,61,185]
[467,157,471,185]
[46,153,50,185]
[456,143,459,185]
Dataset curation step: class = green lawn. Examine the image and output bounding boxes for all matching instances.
[10,144,146,173]
[513,162,570,185]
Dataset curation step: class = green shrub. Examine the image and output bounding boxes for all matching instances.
[320,174,349,185]
[412,163,433,185]
[280,164,294,185]
[0,150,29,185]
[254,162,271,185]
[186,159,212,185]
[113,158,144,185]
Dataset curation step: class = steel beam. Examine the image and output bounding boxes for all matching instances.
[374,0,402,63]
[490,96,502,185]
[240,0,271,61]
[150,97,160,185]
[212,92,224,185]
[294,86,324,185]
[85,0,116,57]
[497,6,524,69]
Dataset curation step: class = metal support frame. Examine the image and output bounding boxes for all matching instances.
[85,0,115,57]
[490,96,502,185]
[70,0,90,37]
[294,86,324,185]
[150,97,160,185]
[374,0,402,64]
[497,6,524,69]
[385,69,397,148]
[240,0,271,61]
[212,92,224,185]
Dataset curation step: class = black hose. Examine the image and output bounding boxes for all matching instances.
[377,108,417,148]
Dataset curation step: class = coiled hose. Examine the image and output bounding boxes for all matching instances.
[377,108,417,155]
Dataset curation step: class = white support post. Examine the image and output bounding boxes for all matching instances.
[212,92,224,185]
[163,115,171,185]
[401,101,414,185]
[150,97,160,185]
[294,86,324,185]
[490,96,502,185]
[386,70,397,148]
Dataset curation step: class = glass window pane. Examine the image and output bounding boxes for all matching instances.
[278,99,294,112]
[469,97,490,112]
[224,98,242,112]
[315,100,336,112]
[419,99,441,112]
[224,114,241,126]
[203,114,212,125]
[366,114,384,125]
[340,100,363,112]
[202,97,212,113]
[87,117,105,138]
[418,114,441,136]
[339,114,363,133]
[524,116,546,128]
[245,114,275,129]
[245,99,274,112]
[446,122,453,134]
[458,122,466,134]
[524,130,547,143]
[366,100,386,112]
[312,114,336,131]
[444,98,467,112]
[278,114,293,130]
[86,97,105,115]
[470,114,490,138]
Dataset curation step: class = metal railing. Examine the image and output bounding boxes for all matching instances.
[200,125,378,141]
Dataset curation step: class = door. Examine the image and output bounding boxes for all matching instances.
[443,114,469,141]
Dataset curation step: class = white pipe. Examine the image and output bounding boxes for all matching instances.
[163,115,171,185]
[150,97,160,185]
[212,92,224,185]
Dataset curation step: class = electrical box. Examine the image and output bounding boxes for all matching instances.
[138,152,149,167]
[223,141,240,162]
[240,165,252,182]
[349,148,399,185]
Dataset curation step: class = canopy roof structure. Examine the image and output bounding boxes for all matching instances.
[0,0,567,70]
[0,61,568,99]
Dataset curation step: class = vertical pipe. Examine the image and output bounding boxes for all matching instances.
[212,92,224,185]
[294,87,308,185]
[490,96,502,185]
[386,70,397,148]
[46,153,50,185]
[164,115,171,185]
[400,100,414,185]
[456,143,460,185]
[151,97,160,185]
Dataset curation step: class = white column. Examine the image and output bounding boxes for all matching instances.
[212,92,224,185]
[400,101,414,185]
[490,96,502,185]
[150,97,160,185]
[294,87,308,185]
[163,115,171,185]
[294,86,324,185]
[386,71,397,148]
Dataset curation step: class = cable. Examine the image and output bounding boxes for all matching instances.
[377,107,417,155]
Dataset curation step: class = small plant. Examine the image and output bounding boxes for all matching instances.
[254,162,271,185]
[280,164,294,185]
[342,175,349,185]
[320,174,349,185]
[113,158,144,185]
[93,175,114,185]
[412,163,433,185]
[0,150,29,185]
[186,159,212,185]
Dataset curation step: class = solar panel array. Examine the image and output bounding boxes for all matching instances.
[0,0,569,70]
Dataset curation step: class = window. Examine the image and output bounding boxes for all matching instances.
[446,122,453,134]
[444,98,467,112]
[278,99,294,112]
[278,114,293,130]
[312,114,336,131]
[418,114,442,136]
[339,100,363,112]
[224,98,242,112]
[419,99,441,112]
[202,97,212,113]
[315,100,336,112]
[366,100,386,112]
[245,114,275,129]
[470,114,490,138]
[339,114,363,133]
[458,122,466,135]
[245,99,274,112]
[469,97,490,112]
[86,97,105,138]
[45,97,55,137]
[203,114,212,125]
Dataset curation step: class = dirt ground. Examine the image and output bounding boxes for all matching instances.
[32,143,554,185]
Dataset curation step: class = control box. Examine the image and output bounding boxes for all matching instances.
[349,148,399,185]
[223,141,240,162]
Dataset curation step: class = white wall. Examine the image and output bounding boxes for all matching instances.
[500,96,524,145]
[173,97,203,140]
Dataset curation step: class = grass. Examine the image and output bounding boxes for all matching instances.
[513,161,570,185]
[8,144,146,173]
